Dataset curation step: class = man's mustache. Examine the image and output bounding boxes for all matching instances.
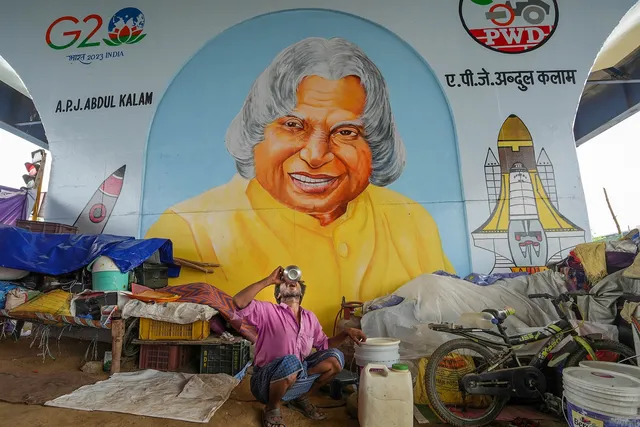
[281,289,301,297]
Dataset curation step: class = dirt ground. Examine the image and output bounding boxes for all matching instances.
[0,336,567,427]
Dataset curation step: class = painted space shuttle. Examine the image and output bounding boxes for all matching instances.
[472,115,585,272]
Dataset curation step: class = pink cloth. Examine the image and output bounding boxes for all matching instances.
[236,300,329,368]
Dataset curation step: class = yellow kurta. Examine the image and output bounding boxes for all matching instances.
[145,175,454,332]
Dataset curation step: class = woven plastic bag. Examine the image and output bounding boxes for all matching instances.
[414,354,491,408]
[10,289,72,316]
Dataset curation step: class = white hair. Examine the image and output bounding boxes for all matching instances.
[224,37,406,187]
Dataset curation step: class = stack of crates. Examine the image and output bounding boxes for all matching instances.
[138,318,210,371]
[200,340,250,376]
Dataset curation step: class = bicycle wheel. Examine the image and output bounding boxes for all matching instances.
[565,339,637,368]
[122,318,140,359]
[425,339,509,427]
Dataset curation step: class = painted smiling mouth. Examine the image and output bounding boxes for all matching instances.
[289,173,339,192]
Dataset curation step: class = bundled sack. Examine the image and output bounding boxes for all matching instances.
[0,282,17,309]
[5,288,29,310]
[414,354,491,409]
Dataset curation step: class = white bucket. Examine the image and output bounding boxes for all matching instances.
[564,367,640,426]
[354,338,400,368]
[579,361,640,382]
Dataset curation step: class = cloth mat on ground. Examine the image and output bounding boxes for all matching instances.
[45,369,239,423]
[0,371,100,405]
[158,283,258,342]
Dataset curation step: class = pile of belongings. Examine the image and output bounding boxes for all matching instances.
[550,228,640,293]
[122,282,257,343]
[361,229,640,359]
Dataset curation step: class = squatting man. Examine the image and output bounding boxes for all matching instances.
[233,266,367,427]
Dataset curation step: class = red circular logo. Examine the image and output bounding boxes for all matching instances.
[89,203,107,223]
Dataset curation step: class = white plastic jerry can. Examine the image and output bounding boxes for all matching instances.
[358,363,413,427]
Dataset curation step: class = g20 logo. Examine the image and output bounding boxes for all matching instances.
[46,7,146,50]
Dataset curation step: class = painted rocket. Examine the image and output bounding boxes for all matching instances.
[472,115,584,272]
[73,165,126,234]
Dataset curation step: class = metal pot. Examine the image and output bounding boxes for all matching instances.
[283,265,302,282]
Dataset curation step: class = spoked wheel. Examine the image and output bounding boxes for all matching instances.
[565,339,638,368]
[425,339,509,427]
[122,318,140,359]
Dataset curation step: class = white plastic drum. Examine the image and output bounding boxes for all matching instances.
[579,361,640,382]
[563,367,640,426]
[0,266,28,280]
[354,338,400,368]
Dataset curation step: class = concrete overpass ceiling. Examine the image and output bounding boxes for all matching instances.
[592,2,640,73]
[575,2,640,146]
[0,56,30,98]
[0,55,47,147]
[0,4,638,151]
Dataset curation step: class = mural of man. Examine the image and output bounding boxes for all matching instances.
[145,37,453,330]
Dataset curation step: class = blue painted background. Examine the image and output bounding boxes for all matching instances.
[141,9,471,274]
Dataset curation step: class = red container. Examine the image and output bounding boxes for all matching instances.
[139,344,194,371]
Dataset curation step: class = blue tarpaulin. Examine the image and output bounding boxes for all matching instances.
[0,225,180,276]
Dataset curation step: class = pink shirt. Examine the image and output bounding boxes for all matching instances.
[236,300,329,368]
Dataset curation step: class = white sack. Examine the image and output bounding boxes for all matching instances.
[122,299,217,324]
[362,270,573,358]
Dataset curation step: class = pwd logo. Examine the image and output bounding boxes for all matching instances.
[459,0,559,54]
[46,7,146,50]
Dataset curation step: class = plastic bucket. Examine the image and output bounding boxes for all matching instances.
[354,338,400,368]
[579,361,640,382]
[566,397,640,427]
[564,367,640,426]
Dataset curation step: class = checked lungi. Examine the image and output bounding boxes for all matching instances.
[250,348,344,404]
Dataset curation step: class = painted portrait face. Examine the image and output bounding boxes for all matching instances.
[253,75,373,220]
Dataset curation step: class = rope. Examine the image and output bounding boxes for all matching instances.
[57,325,72,356]
[0,320,8,339]
[83,332,100,363]
[30,324,56,362]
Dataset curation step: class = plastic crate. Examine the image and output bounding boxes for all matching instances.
[133,263,168,289]
[139,344,194,371]
[15,220,78,234]
[138,318,210,341]
[200,341,250,375]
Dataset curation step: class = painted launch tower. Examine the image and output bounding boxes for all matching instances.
[472,115,585,272]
